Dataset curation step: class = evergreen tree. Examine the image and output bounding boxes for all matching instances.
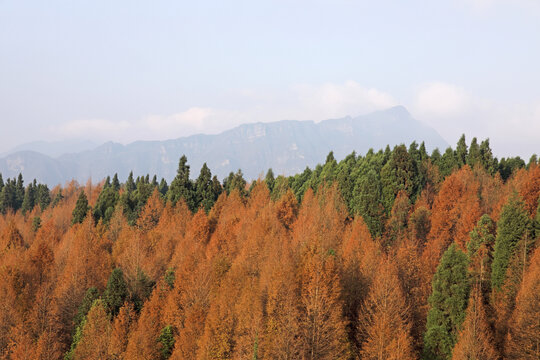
[455,134,468,167]
[112,173,120,191]
[438,147,458,178]
[125,171,136,194]
[265,168,275,193]
[35,183,51,210]
[491,194,529,291]
[352,169,384,237]
[380,144,416,214]
[74,287,100,330]
[467,137,481,167]
[71,191,90,225]
[93,185,119,224]
[158,178,168,197]
[21,180,36,215]
[423,244,470,360]
[195,163,215,212]
[479,139,497,174]
[467,214,496,294]
[168,155,195,210]
[103,268,129,317]
[15,173,24,210]
[158,325,175,359]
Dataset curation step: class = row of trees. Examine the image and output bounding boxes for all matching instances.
[0,136,538,359]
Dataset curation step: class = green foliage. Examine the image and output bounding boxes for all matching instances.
[51,189,64,208]
[498,156,526,181]
[158,325,175,359]
[32,216,41,232]
[351,169,384,237]
[130,267,155,312]
[71,191,89,225]
[164,268,175,289]
[168,155,196,210]
[93,185,119,224]
[74,287,100,330]
[64,317,86,360]
[455,134,468,167]
[491,194,530,290]
[423,243,470,360]
[380,144,417,214]
[265,168,275,192]
[103,268,128,316]
[195,163,220,212]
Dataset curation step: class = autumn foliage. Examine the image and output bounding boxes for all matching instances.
[0,138,538,360]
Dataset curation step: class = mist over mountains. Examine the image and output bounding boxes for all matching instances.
[0,106,448,186]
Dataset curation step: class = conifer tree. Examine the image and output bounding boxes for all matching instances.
[358,257,415,360]
[71,191,89,225]
[168,155,195,210]
[505,246,540,359]
[265,168,275,193]
[467,214,496,294]
[455,134,468,167]
[73,299,111,360]
[423,244,470,360]
[491,194,529,291]
[451,287,498,360]
[103,268,128,317]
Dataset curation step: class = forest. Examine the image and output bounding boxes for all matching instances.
[0,135,538,360]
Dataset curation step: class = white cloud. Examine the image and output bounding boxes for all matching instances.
[50,81,397,143]
[412,81,540,158]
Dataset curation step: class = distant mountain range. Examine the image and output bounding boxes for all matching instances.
[0,106,448,186]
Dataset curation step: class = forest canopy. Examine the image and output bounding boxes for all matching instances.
[0,135,538,360]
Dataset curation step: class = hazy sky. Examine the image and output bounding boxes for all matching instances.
[1,0,539,158]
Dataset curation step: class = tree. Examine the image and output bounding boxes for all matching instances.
[194,163,218,213]
[73,299,111,360]
[455,135,468,168]
[73,287,100,331]
[103,268,128,317]
[467,214,496,295]
[451,287,498,360]
[158,325,175,359]
[491,194,529,291]
[167,155,195,210]
[108,302,136,359]
[299,248,349,360]
[358,257,415,360]
[265,168,275,193]
[505,246,540,359]
[423,244,470,360]
[93,185,119,224]
[351,169,385,237]
[71,191,89,225]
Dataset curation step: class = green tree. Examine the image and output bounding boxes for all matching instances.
[103,268,129,316]
[423,243,470,360]
[195,163,216,212]
[455,134,468,167]
[351,169,384,237]
[74,287,100,330]
[71,191,90,225]
[265,168,275,193]
[467,215,496,294]
[35,183,51,210]
[380,144,416,214]
[93,185,119,224]
[21,180,36,215]
[158,325,175,359]
[491,194,530,291]
[168,155,195,210]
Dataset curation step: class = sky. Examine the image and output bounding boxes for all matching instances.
[1,0,539,159]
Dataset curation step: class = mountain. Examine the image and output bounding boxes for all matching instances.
[0,106,448,186]
[2,140,99,158]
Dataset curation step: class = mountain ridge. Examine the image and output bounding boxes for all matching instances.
[0,106,448,186]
